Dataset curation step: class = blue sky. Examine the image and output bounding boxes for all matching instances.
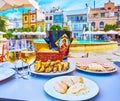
[0,0,120,19]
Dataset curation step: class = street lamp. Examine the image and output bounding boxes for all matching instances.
[62,10,64,28]
[117,5,120,28]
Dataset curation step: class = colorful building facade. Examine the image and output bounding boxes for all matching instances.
[37,21,45,32]
[22,9,37,28]
[89,0,120,31]
[65,8,88,38]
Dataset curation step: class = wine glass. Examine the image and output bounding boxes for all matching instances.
[20,40,36,79]
[5,39,21,78]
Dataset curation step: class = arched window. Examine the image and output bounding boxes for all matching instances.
[49,16,52,20]
[91,22,95,28]
[108,7,111,10]
[117,21,120,28]
[25,16,27,21]
[32,15,35,21]
[99,21,104,28]
[46,16,48,20]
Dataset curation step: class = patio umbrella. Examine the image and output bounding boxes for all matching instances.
[12,32,22,35]
[0,0,39,12]
[106,30,119,34]
[0,31,5,34]
[83,31,95,34]
[93,31,106,35]
[0,0,13,11]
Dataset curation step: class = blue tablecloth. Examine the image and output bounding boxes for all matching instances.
[0,58,120,101]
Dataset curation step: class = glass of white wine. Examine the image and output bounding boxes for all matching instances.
[21,40,36,79]
[5,39,21,78]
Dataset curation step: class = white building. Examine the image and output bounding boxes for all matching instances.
[44,7,89,38]
[64,8,88,38]
[44,12,53,31]
[44,7,63,31]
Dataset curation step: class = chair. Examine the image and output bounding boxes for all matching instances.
[0,44,6,62]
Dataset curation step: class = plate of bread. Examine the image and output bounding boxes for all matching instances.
[44,76,99,101]
[76,59,117,73]
[29,60,75,76]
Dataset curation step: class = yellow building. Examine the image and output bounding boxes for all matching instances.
[37,21,45,32]
[89,0,120,31]
[22,9,37,28]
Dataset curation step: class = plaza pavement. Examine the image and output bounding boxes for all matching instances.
[69,46,120,62]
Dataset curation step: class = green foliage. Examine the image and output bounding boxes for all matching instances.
[8,28,16,33]
[56,25,62,30]
[17,27,37,32]
[104,24,117,31]
[85,27,89,31]
[0,17,6,32]
[4,32,13,39]
[50,25,62,31]
[85,26,93,31]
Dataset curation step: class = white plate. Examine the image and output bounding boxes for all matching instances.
[44,76,99,101]
[0,60,28,69]
[29,65,76,76]
[76,67,117,74]
[0,68,15,81]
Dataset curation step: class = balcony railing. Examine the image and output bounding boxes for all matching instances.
[89,15,119,19]
[69,20,87,23]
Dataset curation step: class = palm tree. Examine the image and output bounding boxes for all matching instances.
[0,17,6,32]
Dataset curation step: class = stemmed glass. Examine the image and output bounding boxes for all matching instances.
[5,39,21,78]
[20,40,36,79]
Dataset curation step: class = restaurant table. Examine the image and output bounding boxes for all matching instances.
[0,58,120,101]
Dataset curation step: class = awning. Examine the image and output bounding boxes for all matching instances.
[0,0,40,12]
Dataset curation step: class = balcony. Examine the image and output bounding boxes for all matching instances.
[89,15,118,19]
[70,20,87,23]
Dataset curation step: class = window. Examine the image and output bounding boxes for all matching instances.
[53,15,63,23]
[82,16,87,21]
[80,16,83,21]
[46,16,48,20]
[101,13,105,17]
[91,22,95,28]
[25,16,27,21]
[49,16,52,20]
[93,14,98,18]
[74,25,79,30]
[83,24,86,29]
[114,12,118,16]
[117,21,120,28]
[71,16,76,21]
[32,15,35,21]
[76,16,79,21]
[99,21,104,28]
[68,16,71,21]
[108,7,111,10]
[74,33,78,38]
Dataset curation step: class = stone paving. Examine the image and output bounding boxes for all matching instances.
[69,46,120,64]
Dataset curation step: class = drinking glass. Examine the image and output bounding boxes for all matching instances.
[5,39,21,78]
[20,40,36,79]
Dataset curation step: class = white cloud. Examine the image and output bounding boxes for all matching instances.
[6,12,21,19]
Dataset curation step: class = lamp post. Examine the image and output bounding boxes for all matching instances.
[117,5,120,28]
[62,10,64,28]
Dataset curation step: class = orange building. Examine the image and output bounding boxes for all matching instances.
[22,9,37,28]
[89,0,120,31]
